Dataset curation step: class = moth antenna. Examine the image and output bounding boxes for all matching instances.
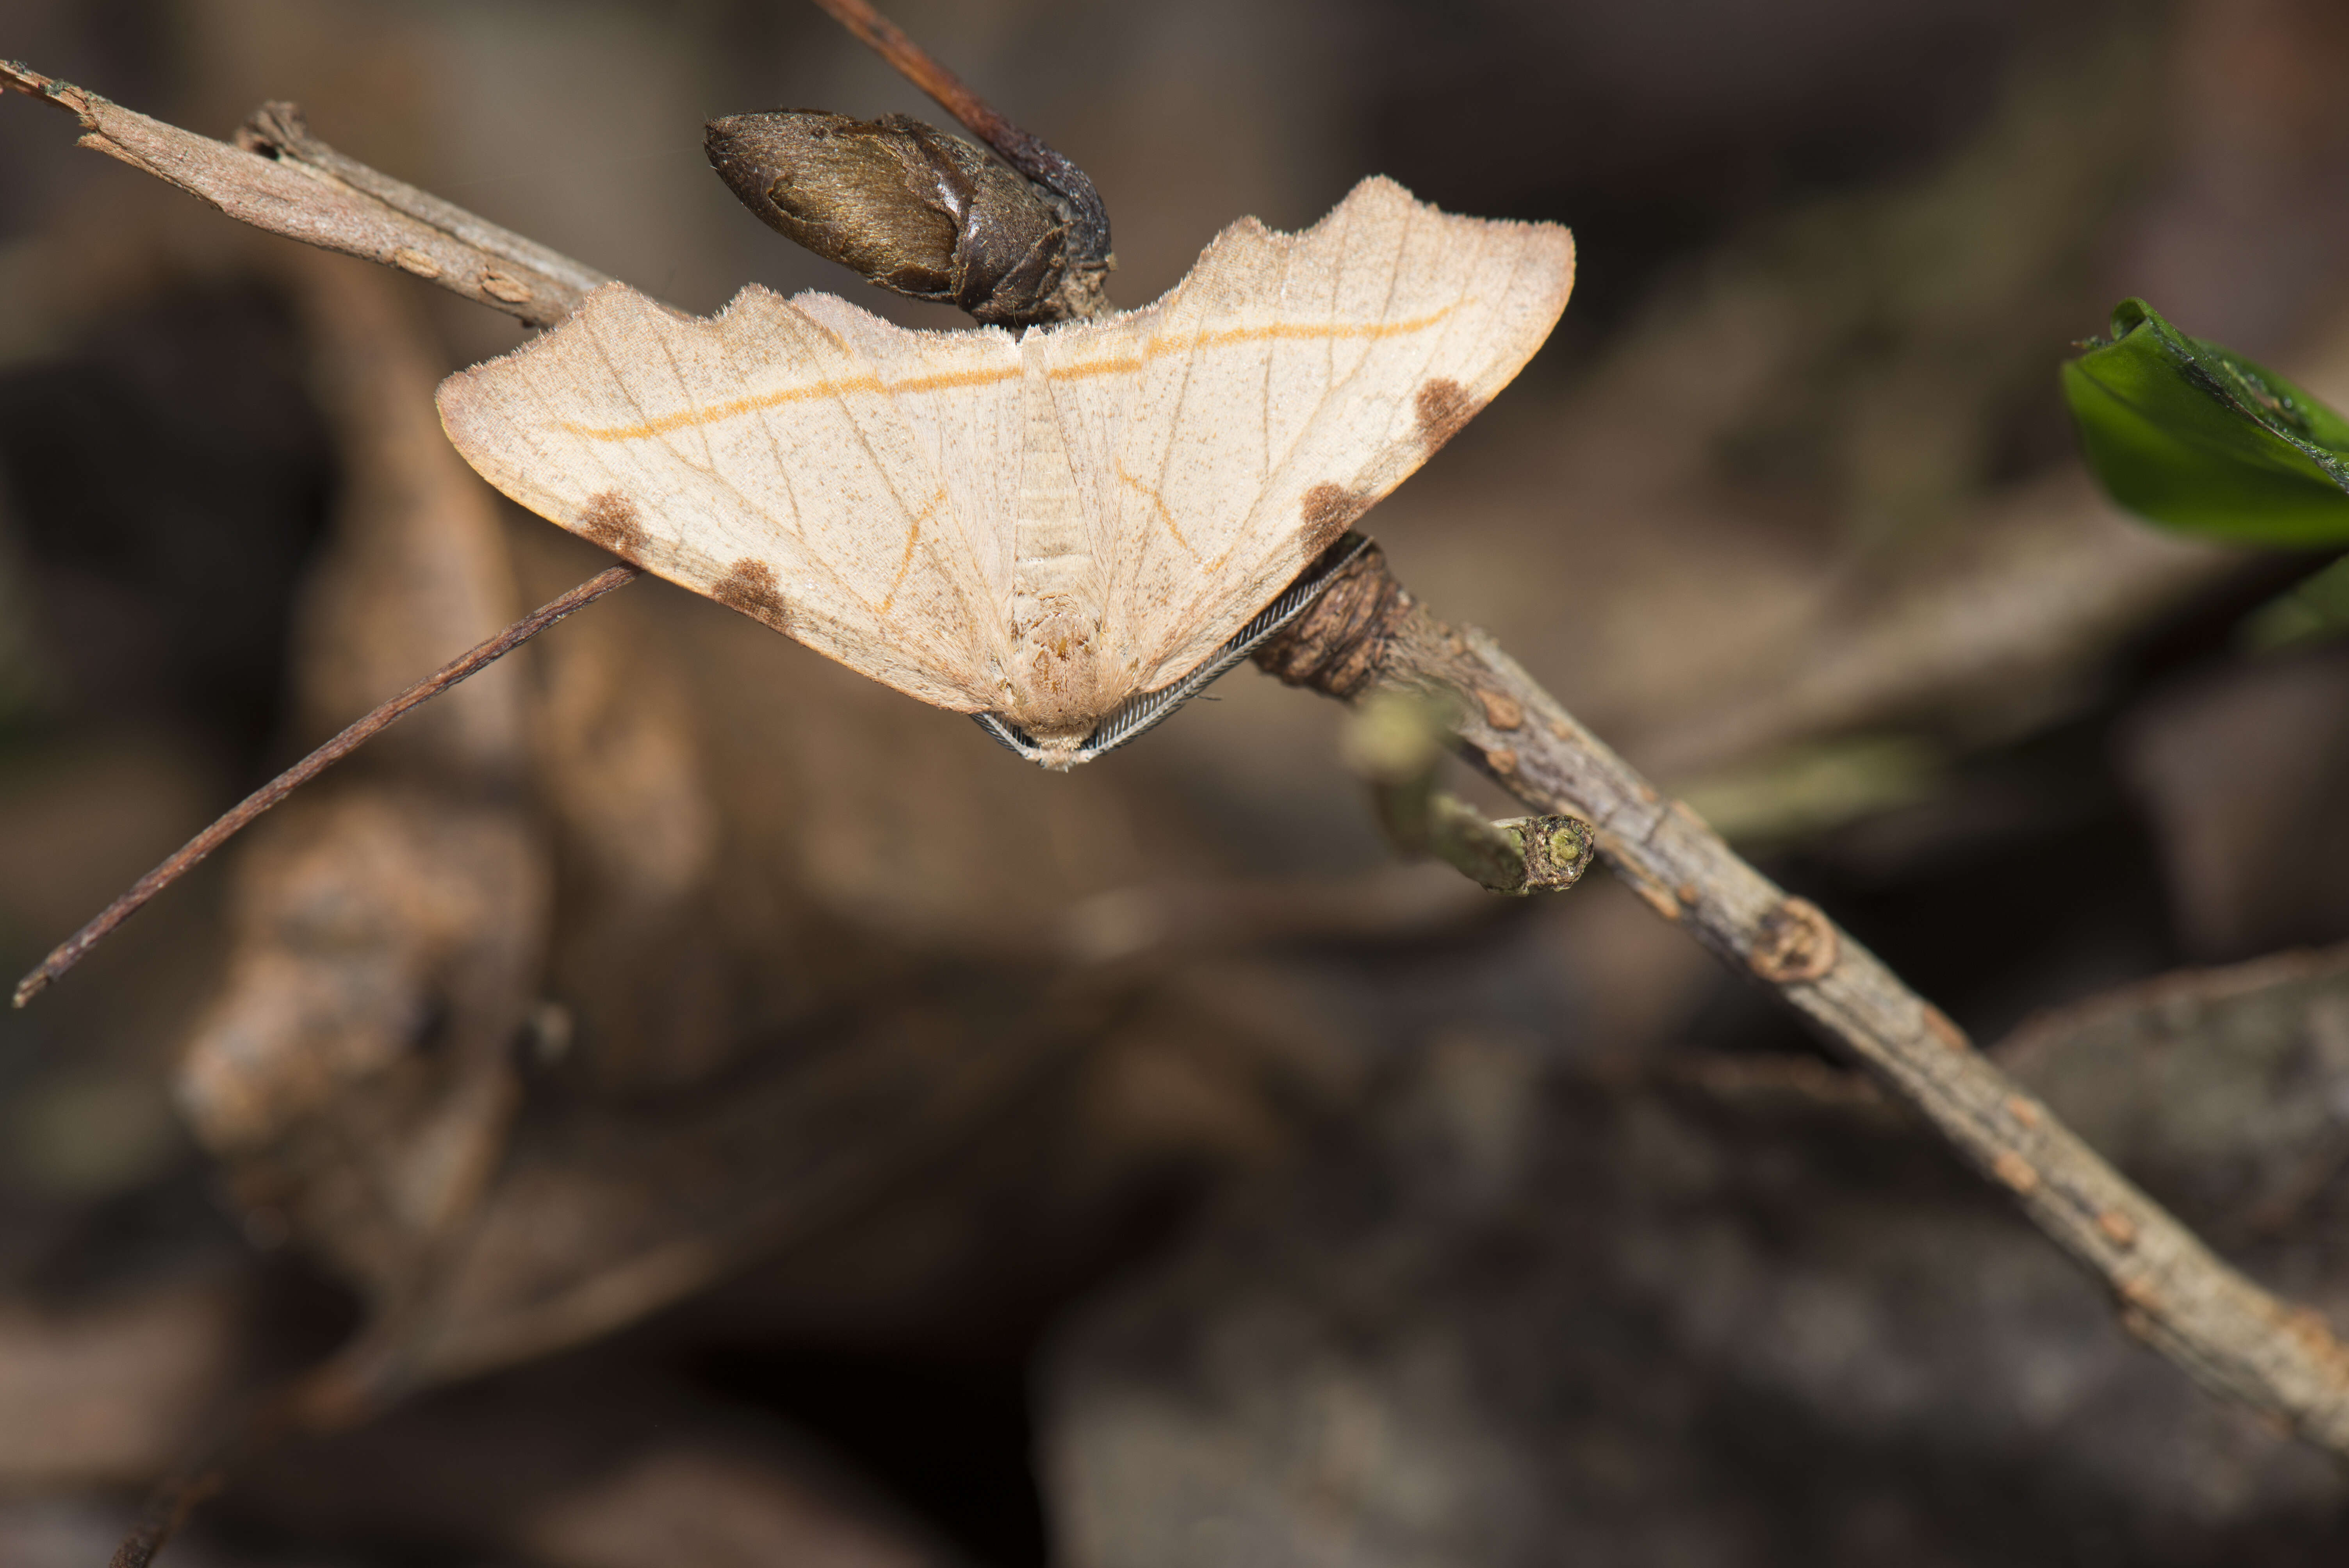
[803,0,1111,314]
[11,564,642,1009]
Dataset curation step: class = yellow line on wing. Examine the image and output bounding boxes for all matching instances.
[560,366,1014,441]
[878,489,945,615]
[1115,460,1196,558]
[1050,304,1465,381]
[560,303,1464,441]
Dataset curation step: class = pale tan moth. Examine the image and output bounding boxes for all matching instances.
[437,176,1574,768]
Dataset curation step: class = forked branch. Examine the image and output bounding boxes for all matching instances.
[1345,691,1594,894]
[1257,544,2349,1450]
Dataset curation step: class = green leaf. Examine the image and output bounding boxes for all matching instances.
[2063,299,2349,547]
[2242,552,2349,650]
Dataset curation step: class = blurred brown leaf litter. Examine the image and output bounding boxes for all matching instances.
[6,0,2349,1563]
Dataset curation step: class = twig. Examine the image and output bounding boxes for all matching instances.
[106,1318,406,1568]
[0,62,612,327]
[108,1458,228,1568]
[12,566,640,1007]
[1256,541,2349,1449]
[805,0,1111,278]
[1345,692,1594,894]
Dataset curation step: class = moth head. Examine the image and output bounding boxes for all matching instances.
[706,110,1105,325]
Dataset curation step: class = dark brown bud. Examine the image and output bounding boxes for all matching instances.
[707,110,1109,326]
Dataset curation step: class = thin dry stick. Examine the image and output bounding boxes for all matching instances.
[1256,543,2349,1449]
[805,0,1110,257]
[1,61,615,327]
[14,46,2349,1467]
[806,0,1011,141]
[106,1319,405,1568]
[12,565,641,1007]
[809,0,1059,180]
[108,1465,226,1568]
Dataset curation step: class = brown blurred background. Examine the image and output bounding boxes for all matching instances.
[6,0,2349,1563]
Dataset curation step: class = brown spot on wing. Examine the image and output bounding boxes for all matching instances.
[1414,378,1481,454]
[713,558,791,633]
[1300,483,1370,549]
[578,491,647,559]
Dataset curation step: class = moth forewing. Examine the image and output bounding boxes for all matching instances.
[1028,177,1575,696]
[439,283,1015,715]
[435,176,1575,767]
